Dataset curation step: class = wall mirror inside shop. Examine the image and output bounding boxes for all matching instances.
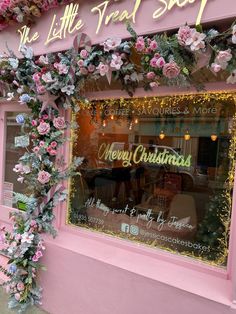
[3,112,29,208]
[69,93,236,267]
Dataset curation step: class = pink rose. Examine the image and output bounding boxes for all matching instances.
[39,141,45,147]
[17,282,25,291]
[37,85,46,94]
[32,250,43,262]
[80,49,89,59]
[149,40,158,51]
[49,149,57,156]
[156,57,166,68]
[50,141,57,148]
[14,293,21,301]
[150,57,158,68]
[97,63,109,76]
[37,170,51,184]
[135,37,145,52]
[46,147,52,154]
[177,25,192,46]
[215,49,232,69]
[211,63,222,73]
[31,120,38,126]
[33,146,40,154]
[37,122,50,135]
[150,82,159,88]
[77,60,84,67]
[42,114,48,120]
[53,117,66,129]
[163,61,180,79]
[146,72,156,80]
[33,73,41,83]
[30,220,37,227]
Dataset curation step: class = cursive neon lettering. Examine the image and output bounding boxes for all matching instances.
[18,26,39,50]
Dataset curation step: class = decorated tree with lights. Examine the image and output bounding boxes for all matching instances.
[196,191,231,263]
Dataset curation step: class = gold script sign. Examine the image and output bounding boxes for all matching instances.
[98,143,192,168]
[17,0,209,49]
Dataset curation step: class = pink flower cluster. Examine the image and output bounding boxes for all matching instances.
[33,72,46,94]
[46,141,58,156]
[6,280,25,302]
[135,36,158,53]
[97,63,109,76]
[211,49,232,73]
[103,37,122,52]
[77,49,95,76]
[13,163,31,175]
[0,0,71,32]
[32,250,43,262]
[0,0,10,13]
[177,26,206,51]
[54,62,69,75]
[150,54,166,69]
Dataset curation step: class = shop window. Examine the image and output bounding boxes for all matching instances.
[3,112,28,208]
[68,94,236,267]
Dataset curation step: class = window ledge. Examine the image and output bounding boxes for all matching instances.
[44,226,232,307]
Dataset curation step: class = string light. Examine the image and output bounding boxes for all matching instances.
[184,130,191,141]
[110,115,114,120]
[159,130,165,140]
[129,122,133,130]
[79,92,236,113]
[211,134,218,141]
[134,118,139,124]
[102,120,106,128]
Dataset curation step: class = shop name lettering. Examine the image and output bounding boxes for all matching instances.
[98,143,192,167]
[18,0,209,48]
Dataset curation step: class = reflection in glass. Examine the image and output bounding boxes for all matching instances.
[3,112,28,208]
[69,95,235,267]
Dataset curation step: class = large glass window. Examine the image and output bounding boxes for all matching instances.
[68,93,236,267]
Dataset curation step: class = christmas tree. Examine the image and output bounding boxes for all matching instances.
[196,190,231,263]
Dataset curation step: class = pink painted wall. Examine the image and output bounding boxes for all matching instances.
[0,0,236,56]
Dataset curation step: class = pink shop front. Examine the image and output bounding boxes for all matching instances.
[1,1,236,314]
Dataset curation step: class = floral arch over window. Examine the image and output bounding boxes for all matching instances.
[0,21,236,311]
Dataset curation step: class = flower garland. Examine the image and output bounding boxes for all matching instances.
[0,0,72,31]
[0,21,236,312]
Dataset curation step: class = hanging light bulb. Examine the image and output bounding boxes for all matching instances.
[102,120,106,128]
[184,130,191,141]
[102,132,105,137]
[110,115,114,120]
[134,118,139,124]
[159,130,165,140]
[211,134,218,141]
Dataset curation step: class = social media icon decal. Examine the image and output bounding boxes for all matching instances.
[121,223,130,233]
[130,225,139,236]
